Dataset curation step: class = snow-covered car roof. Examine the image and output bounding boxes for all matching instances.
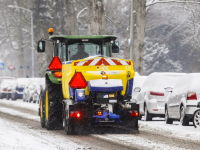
[1,80,16,88]
[0,77,15,84]
[171,73,200,95]
[141,72,186,92]
[16,78,32,87]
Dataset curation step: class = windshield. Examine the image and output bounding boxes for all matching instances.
[54,41,113,61]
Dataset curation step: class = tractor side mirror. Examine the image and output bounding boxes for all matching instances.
[112,41,119,53]
[37,40,45,52]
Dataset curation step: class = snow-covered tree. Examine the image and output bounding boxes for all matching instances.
[144,39,182,75]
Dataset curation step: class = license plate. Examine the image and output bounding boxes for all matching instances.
[109,94,114,97]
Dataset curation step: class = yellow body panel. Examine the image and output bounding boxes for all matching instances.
[62,57,135,99]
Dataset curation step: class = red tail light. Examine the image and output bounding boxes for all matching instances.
[69,72,87,89]
[130,110,138,117]
[150,91,164,96]
[187,92,197,100]
[70,111,81,118]
[3,89,7,92]
[48,56,62,70]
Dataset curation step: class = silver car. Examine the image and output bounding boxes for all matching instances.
[166,73,200,126]
[136,72,186,121]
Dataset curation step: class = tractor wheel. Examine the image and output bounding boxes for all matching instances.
[45,77,63,130]
[40,92,45,128]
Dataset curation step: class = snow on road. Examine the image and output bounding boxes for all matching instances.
[1,99,200,150]
[0,117,82,150]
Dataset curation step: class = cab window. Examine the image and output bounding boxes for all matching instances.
[54,43,67,62]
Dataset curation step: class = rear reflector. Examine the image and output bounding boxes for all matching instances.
[130,110,139,117]
[70,111,81,118]
[69,72,87,89]
[187,92,197,100]
[48,56,62,70]
[150,91,164,96]
[54,72,62,78]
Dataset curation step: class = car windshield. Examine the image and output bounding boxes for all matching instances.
[54,41,112,62]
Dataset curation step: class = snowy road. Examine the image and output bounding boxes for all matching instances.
[0,99,200,150]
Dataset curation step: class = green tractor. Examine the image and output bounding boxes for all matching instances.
[38,28,139,134]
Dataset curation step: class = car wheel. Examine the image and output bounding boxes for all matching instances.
[6,94,9,100]
[29,97,33,103]
[165,107,173,124]
[193,109,200,128]
[12,95,16,101]
[144,105,152,121]
[180,106,189,126]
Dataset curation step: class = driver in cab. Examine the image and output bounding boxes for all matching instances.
[71,43,89,60]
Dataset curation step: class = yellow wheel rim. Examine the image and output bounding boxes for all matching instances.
[40,100,43,118]
[46,90,49,120]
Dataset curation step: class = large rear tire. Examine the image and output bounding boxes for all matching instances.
[45,77,63,130]
[40,92,45,128]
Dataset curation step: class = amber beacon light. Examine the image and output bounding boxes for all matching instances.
[48,28,54,35]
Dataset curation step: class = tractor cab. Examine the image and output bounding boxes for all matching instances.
[38,30,119,62]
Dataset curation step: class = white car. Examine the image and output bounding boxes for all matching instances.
[131,76,148,103]
[23,78,41,102]
[0,77,15,98]
[136,72,186,121]
[11,78,31,100]
[165,73,200,126]
[0,80,16,99]
[32,78,45,103]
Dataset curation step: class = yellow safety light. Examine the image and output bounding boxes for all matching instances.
[102,74,108,79]
[48,28,54,35]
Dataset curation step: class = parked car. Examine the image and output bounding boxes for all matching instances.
[32,78,45,103]
[11,78,31,100]
[131,76,148,119]
[165,73,200,126]
[0,79,16,99]
[0,77,15,98]
[23,78,41,102]
[136,72,186,121]
[131,76,148,102]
